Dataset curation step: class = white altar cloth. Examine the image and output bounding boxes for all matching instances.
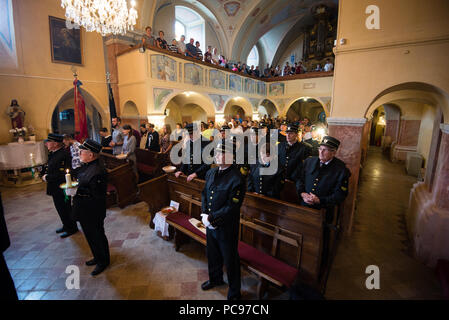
[0,141,48,170]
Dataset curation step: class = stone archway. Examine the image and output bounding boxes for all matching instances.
[285,97,327,124]
[162,92,213,130]
[361,82,449,267]
[51,88,105,142]
[223,97,253,122]
[258,99,279,118]
[122,100,141,130]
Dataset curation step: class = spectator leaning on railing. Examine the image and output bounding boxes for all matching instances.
[142,26,155,47]
[195,41,203,60]
[186,38,197,58]
[168,39,178,53]
[324,59,334,71]
[204,46,212,64]
[212,48,219,65]
[177,35,186,55]
[156,30,168,50]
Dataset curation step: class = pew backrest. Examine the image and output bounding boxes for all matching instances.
[139,173,325,284]
[107,162,138,208]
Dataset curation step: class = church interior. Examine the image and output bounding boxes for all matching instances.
[0,0,448,301]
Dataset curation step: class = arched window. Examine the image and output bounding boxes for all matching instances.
[175,20,186,40]
[175,6,205,49]
[247,45,259,68]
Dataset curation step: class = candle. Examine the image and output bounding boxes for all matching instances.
[30,153,36,178]
[65,169,72,187]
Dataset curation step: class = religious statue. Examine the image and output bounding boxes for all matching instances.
[7,99,26,129]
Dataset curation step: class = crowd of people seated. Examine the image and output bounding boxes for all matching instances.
[139,26,334,79]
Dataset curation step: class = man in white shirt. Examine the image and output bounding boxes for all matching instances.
[211,48,220,65]
[63,134,82,177]
[177,35,186,55]
[324,59,334,72]
[110,117,124,155]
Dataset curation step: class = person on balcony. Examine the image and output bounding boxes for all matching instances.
[177,35,186,55]
[195,41,203,61]
[324,59,334,72]
[156,30,167,50]
[142,26,154,47]
[204,46,212,64]
[168,39,178,53]
[186,38,196,58]
[212,48,220,65]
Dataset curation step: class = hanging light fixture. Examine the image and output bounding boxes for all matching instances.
[61,0,138,36]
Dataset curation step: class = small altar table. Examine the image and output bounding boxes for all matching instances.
[0,141,48,187]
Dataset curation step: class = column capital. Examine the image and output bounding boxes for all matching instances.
[327,117,367,126]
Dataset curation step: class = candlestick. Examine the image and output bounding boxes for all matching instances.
[65,169,72,187]
[30,153,38,178]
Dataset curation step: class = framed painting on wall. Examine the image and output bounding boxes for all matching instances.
[184,63,203,86]
[49,16,83,65]
[150,55,177,81]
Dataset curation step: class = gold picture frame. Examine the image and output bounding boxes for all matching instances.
[49,16,83,66]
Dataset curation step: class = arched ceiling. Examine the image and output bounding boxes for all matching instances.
[137,0,338,62]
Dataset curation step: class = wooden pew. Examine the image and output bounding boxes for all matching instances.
[100,152,138,208]
[139,173,331,297]
[135,149,169,181]
[280,179,342,295]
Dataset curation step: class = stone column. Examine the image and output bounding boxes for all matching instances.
[327,117,367,234]
[408,124,449,267]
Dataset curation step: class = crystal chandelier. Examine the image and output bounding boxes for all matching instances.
[61,0,138,36]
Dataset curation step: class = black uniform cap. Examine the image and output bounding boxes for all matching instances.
[286,124,299,133]
[79,139,103,153]
[46,133,64,143]
[320,136,340,150]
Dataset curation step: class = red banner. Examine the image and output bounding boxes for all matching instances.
[73,78,88,142]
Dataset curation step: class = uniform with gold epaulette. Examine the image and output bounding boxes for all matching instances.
[201,141,246,300]
[295,136,351,223]
[295,136,350,270]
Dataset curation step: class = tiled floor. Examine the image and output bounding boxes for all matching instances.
[1,182,287,300]
[1,147,442,299]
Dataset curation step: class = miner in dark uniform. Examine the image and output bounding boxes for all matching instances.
[303,125,320,157]
[200,140,246,300]
[295,136,350,268]
[42,133,78,238]
[247,143,284,199]
[175,123,210,181]
[72,139,110,276]
[278,123,312,181]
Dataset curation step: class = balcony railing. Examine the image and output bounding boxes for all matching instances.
[117,44,333,83]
